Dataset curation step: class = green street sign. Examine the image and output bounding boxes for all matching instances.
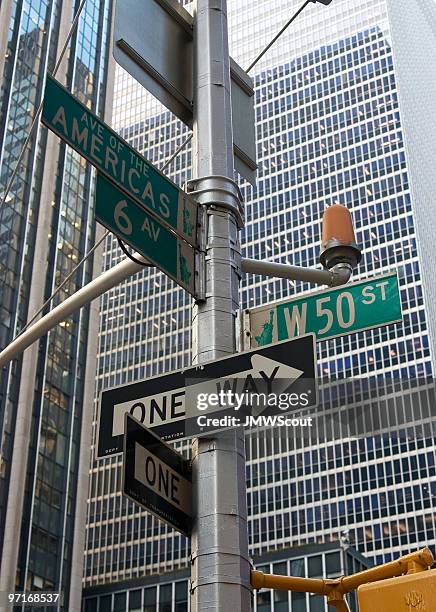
[41,75,198,247]
[249,273,402,346]
[95,174,197,298]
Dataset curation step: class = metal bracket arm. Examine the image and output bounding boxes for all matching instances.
[241,258,352,287]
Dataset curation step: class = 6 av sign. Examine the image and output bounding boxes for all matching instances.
[41,75,198,247]
[96,174,197,297]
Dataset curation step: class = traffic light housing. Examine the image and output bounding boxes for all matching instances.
[319,204,361,270]
[311,0,334,5]
[358,568,436,611]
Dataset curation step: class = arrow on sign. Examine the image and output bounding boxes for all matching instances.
[186,354,304,418]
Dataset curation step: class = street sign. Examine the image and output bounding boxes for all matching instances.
[113,0,257,185]
[41,75,198,247]
[123,414,192,537]
[248,273,402,347]
[95,174,197,298]
[97,334,317,457]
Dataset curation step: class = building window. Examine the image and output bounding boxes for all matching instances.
[144,587,157,612]
[159,584,172,612]
[84,598,97,612]
[128,589,141,611]
[99,595,112,612]
[175,581,188,612]
[114,592,126,611]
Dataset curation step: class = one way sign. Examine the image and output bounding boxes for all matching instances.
[123,414,192,537]
[97,334,316,458]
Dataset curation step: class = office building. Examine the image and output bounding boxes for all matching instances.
[83,541,370,612]
[83,0,436,608]
[0,0,113,608]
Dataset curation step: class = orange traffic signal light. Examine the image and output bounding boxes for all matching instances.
[319,204,361,270]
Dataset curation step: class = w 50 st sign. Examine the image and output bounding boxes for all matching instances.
[248,273,402,346]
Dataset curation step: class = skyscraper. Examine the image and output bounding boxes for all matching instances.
[0,1,113,608]
[84,0,436,605]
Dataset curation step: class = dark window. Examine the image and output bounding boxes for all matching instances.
[291,558,304,577]
[257,590,271,612]
[175,581,188,612]
[99,595,112,612]
[129,589,141,611]
[310,594,325,612]
[308,555,322,577]
[326,552,341,576]
[84,598,97,612]
[114,592,126,612]
[144,587,157,612]
[292,591,306,612]
[159,584,172,612]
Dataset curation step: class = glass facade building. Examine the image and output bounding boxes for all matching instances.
[0,0,113,608]
[83,542,370,612]
[84,0,436,607]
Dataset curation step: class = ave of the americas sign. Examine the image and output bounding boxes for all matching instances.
[41,75,198,247]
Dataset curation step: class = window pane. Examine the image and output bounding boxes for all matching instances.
[310,594,325,612]
[292,591,306,612]
[99,595,112,612]
[84,598,97,612]
[326,552,341,576]
[175,581,188,612]
[114,593,126,612]
[273,562,287,575]
[308,555,322,577]
[291,558,305,577]
[159,584,172,612]
[257,590,271,612]
[144,587,157,612]
[129,589,141,611]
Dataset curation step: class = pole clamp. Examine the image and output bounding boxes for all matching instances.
[190,547,251,562]
[190,576,253,590]
[186,175,244,229]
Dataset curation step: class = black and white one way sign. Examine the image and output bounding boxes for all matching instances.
[98,334,316,457]
[123,414,192,537]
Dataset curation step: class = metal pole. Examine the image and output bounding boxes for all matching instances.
[0,254,147,368]
[190,0,251,610]
[0,248,351,369]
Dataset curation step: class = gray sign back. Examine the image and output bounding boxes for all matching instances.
[113,0,257,185]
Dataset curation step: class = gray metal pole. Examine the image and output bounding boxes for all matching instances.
[0,254,147,368]
[190,0,251,610]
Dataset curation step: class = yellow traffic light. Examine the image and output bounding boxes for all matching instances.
[358,568,436,611]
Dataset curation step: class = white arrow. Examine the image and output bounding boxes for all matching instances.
[185,354,304,419]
